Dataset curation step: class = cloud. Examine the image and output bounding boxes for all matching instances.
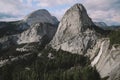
[0,0,32,20]
[50,8,68,20]
[34,0,78,8]
[0,0,119,25]
[0,0,22,16]
[81,0,120,25]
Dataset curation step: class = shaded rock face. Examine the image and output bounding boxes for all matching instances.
[50,3,120,80]
[24,9,59,26]
[0,21,30,38]
[50,3,98,54]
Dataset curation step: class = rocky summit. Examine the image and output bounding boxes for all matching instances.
[24,9,58,26]
[50,3,120,80]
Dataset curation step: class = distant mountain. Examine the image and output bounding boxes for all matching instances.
[94,22,107,27]
[94,22,120,30]
[94,22,107,29]
[24,9,59,26]
[0,9,58,50]
[108,25,120,30]
[0,13,16,19]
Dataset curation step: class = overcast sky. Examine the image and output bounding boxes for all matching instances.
[0,0,120,25]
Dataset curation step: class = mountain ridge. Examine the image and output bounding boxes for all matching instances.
[0,9,58,50]
[24,9,59,26]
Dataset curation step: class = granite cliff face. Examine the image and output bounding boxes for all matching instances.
[91,39,120,80]
[50,4,98,54]
[50,3,120,80]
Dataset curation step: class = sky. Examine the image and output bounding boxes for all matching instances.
[0,0,120,25]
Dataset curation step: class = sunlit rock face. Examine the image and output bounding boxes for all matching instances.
[50,3,120,80]
[50,3,98,54]
[91,39,120,80]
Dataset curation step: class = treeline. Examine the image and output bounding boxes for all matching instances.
[0,47,100,80]
[109,29,120,45]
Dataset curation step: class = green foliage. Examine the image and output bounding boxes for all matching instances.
[0,22,19,37]
[81,66,100,80]
[0,21,28,38]
[0,65,13,80]
[0,47,100,80]
[109,30,120,45]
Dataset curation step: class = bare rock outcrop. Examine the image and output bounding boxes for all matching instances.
[50,3,120,80]
[50,3,99,54]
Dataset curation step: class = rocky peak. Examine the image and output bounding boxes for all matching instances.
[62,3,94,32]
[50,3,97,54]
[24,9,59,26]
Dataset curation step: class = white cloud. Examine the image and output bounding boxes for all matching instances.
[35,0,78,7]
[27,0,33,7]
[0,17,23,22]
[0,0,22,16]
[0,0,33,20]
[82,0,120,25]
[19,0,24,3]
[50,8,68,20]
[0,0,119,25]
